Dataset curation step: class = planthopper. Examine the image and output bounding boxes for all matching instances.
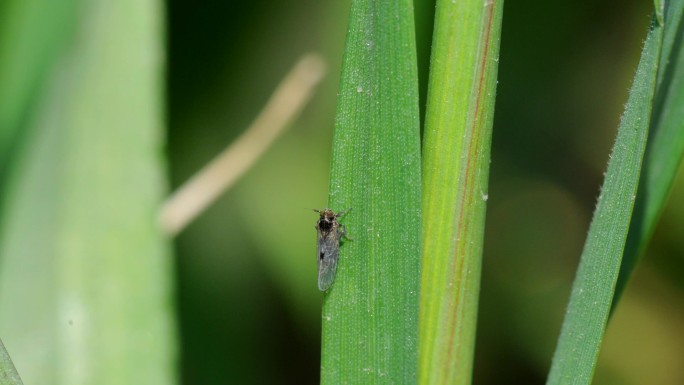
[314,208,351,291]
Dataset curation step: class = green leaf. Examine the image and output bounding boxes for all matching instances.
[319,0,422,383]
[655,0,665,26]
[546,15,665,385]
[0,0,79,174]
[417,0,503,384]
[614,0,684,306]
[0,339,23,385]
[0,0,175,384]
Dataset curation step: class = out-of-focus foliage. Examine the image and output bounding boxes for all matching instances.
[0,0,173,384]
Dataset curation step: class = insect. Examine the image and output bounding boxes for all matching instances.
[314,208,351,291]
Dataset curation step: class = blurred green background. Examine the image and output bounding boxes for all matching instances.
[0,0,682,383]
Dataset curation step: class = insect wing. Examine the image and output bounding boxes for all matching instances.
[317,231,340,291]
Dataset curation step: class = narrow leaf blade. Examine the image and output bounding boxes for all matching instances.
[546,15,664,385]
[614,0,684,305]
[418,0,504,384]
[320,0,422,383]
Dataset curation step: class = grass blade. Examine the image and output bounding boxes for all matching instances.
[546,13,664,385]
[614,0,684,305]
[0,0,175,383]
[320,0,422,383]
[418,0,503,384]
[0,339,23,385]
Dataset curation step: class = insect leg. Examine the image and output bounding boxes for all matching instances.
[335,208,352,218]
[338,224,353,241]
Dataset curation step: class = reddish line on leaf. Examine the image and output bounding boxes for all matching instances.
[442,2,497,383]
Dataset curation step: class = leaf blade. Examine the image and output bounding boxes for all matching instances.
[320,0,422,383]
[546,15,664,385]
[614,0,684,306]
[418,0,504,384]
